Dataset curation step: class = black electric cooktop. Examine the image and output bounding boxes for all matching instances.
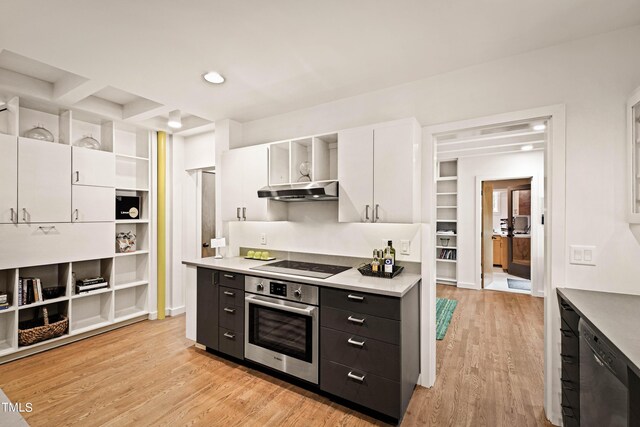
[250,260,351,279]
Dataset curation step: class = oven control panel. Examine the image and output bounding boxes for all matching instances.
[245,276,319,305]
[270,282,287,297]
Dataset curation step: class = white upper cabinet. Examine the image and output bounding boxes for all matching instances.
[72,147,115,187]
[338,118,421,223]
[629,86,640,223]
[337,127,374,223]
[72,185,115,222]
[18,137,72,223]
[222,145,286,222]
[0,134,17,224]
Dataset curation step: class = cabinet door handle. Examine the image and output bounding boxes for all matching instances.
[223,307,236,314]
[75,171,80,183]
[242,207,246,221]
[223,332,235,339]
[347,338,365,347]
[22,208,27,222]
[10,208,15,223]
[74,209,79,221]
[375,204,380,222]
[365,205,370,221]
[347,315,365,324]
[236,207,241,220]
[347,371,365,382]
[223,274,235,279]
[347,294,365,302]
[223,291,235,296]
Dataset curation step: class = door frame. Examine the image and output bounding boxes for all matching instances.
[476,176,537,291]
[420,104,566,426]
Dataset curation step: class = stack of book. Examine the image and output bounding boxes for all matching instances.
[439,249,457,260]
[76,277,109,294]
[0,293,8,310]
[18,278,45,306]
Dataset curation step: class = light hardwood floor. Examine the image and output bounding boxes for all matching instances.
[0,285,551,426]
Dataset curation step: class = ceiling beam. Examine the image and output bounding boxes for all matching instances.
[0,67,53,99]
[53,75,106,105]
[122,98,170,122]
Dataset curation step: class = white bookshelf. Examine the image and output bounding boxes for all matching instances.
[436,160,458,285]
[0,96,153,363]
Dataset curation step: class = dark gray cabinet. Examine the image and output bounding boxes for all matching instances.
[557,294,580,426]
[197,268,245,359]
[197,268,219,350]
[320,284,420,420]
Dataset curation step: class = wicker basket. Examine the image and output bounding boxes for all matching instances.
[18,307,68,347]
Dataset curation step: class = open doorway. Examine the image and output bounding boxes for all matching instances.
[482,177,534,294]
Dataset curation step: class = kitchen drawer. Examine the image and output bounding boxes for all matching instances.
[320,359,399,419]
[0,222,115,270]
[561,394,580,426]
[561,354,580,382]
[219,302,243,331]
[219,271,245,290]
[219,327,243,359]
[561,378,580,410]
[321,306,400,345]
[559,298,580,332]
[321,327,400,382]
[321,288,400,321]
[561,327,580,357]
[220,286,243,307]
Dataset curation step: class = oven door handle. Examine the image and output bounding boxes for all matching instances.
[245,294,315,316]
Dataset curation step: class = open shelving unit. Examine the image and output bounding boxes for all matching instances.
[268,132,338,186]
[436,159,458,285]
[0,95,153,363]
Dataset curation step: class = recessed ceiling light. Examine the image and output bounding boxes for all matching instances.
[203,71,225,84]
[533,123,546,131]
[521,144,534,151]
[168,110,182,129]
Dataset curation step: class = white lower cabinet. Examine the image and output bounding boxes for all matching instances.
[72,186,114,222]
[18,137,71,223]
[0,134,17,224]
[0,223,115,270]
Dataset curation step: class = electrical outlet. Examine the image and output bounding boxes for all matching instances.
[400,240,410,255]
[570,245,596,266]
[260,233,267,245]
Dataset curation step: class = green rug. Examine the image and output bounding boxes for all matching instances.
[436,297,458,340]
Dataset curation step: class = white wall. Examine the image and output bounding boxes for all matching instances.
[227,25,640,424]
[228,203,421,262]
[456,150,544,295]
[183,131,215,170]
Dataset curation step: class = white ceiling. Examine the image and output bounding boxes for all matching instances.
[1,0,640,124]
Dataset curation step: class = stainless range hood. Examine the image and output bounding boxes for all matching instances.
[257,181,338,202]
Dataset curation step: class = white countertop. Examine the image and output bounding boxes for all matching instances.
[182,256,421,297]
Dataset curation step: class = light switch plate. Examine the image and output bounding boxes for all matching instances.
[259,233,267,245]
[400,240,410,255]
[570,245,596,266]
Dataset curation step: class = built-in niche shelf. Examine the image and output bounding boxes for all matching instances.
[268,132,338,186]
[436,159,458,285]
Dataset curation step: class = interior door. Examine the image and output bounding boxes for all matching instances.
[507,184,532,279]
[201,171,216,257]
[373,122,414,223]
[337,127,374,222]
[0,134,17,224]
[72,147,115,187]
[18,138,71,223]
[481,181,493,287]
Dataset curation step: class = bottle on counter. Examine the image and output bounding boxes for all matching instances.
[387,240,396,264]
[383,247,394,274]
[371,249,380,273]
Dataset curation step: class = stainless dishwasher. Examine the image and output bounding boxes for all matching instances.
[579,319,628,426]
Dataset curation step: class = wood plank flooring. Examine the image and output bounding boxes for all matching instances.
[0,285,551,426]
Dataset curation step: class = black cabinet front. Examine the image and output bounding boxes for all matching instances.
[196,268,219,350]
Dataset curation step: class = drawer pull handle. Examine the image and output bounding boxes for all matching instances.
[347,294,364,302]
[223,274,235,279]
[560,329,574,338]
[223,291,235,296]
[347,371,365,382]
[561,405,575,418]
[347,315,365,325]
[37,225,56,232]
[561,378,575,391]
[223,332,235,339]
[347,338,365,347]
[223,307,235,314]
[560,354,575,364]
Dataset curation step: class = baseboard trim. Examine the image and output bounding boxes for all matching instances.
[457,281,479,290]
[167,306,185,316]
